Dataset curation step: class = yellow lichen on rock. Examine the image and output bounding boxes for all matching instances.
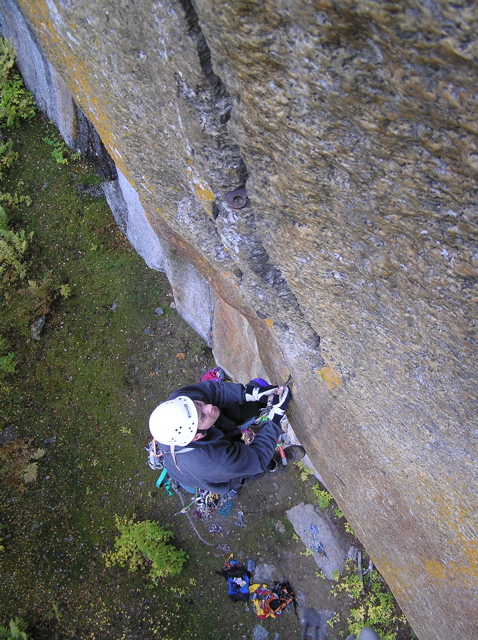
[185,165,215,217]
[317,363,341,389]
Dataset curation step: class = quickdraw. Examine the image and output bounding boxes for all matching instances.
[146,438,165,470]
[239,374,293,448]
[175,488,233,520]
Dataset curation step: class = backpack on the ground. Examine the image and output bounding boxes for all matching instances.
[216,559,251,602]
[249,580,297,618]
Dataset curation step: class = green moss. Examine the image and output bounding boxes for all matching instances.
[0,114,217,638]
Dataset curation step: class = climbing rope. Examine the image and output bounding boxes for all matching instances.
[171,481,217,546]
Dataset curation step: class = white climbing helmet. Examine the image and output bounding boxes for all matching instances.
[149,396,198,447]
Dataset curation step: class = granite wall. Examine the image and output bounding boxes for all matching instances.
[1,1,476,638]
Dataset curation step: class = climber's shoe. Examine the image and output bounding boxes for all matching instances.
[273,445,306,465]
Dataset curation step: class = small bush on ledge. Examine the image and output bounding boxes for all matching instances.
[104,515,187,583]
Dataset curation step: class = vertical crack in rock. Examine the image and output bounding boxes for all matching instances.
[176,0,248,190]
[174,1,324,366]
[214,200,322,359]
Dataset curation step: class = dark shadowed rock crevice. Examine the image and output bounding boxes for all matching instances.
[176,0,249,191]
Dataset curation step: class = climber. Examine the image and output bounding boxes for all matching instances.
[148,379,305,496]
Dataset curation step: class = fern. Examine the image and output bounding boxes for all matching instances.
[19,272,72,317]
[44,132,69,164]
[0,206,29,284]
[0,138,18,180]
[0,38,36,128]
[18,274,56,315]
[0,616,33,640]
[22,462,38,483]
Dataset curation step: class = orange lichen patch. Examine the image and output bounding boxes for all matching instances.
[425,558,447,581]
[317,362,341,389]
[381,543,478,598]
[185,165,215,216]
[18,1,122,168]
[373,560,412,603]
[264,318,274,328]
[155,207,168,221]
[424,553,477,585]
[416,478,477,545]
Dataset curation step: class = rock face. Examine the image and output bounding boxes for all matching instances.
[1,1,476,638]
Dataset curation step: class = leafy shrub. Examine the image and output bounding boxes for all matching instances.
[0,350,15,374]
[0,617,34,640]
[312,483,356,534]
[104,516,187,583]
[295,460,314,482]
[312,484,333,509]
[0,38,35,128]
[330,558,407,640]
[44,132,69,164]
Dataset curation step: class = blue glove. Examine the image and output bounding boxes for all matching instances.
[267,387,291,424]
[244,383,278,403]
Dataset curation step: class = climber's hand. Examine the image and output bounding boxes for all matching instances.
[244,383,279,403]
[267,386,292,424]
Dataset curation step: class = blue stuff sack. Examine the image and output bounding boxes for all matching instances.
[217,559,251,602]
